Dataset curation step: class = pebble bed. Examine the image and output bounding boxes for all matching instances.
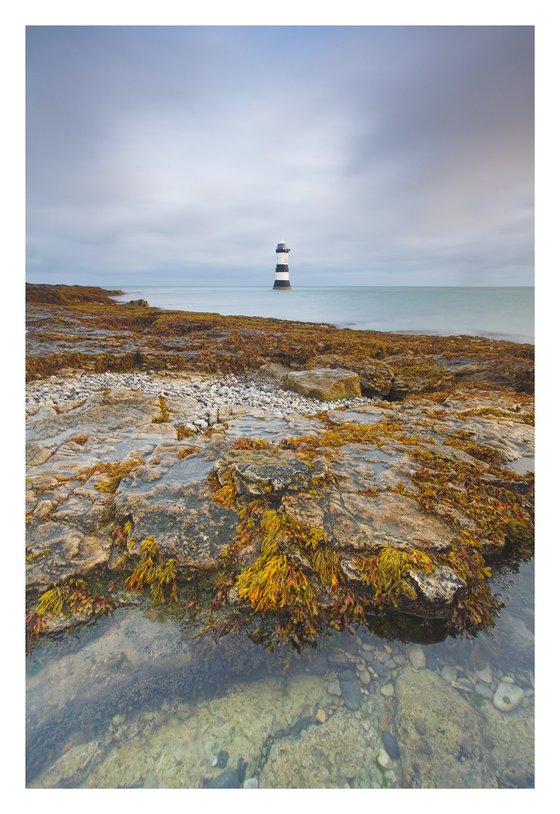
[26,371,377,427]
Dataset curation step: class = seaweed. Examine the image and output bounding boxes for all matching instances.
[124,536,179,606]
[152,395,171,424]
[357,547,433,605]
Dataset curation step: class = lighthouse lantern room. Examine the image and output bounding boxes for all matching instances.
[273,241,291,289]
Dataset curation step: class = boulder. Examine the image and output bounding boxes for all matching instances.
[283,369,361,401]
[312,354,394,398]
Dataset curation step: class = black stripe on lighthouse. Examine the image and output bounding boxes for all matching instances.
[273,241,291,290]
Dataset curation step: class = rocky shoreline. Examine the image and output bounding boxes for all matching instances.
[25,285,534,651]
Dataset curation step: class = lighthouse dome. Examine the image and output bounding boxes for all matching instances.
[276,242,289,251]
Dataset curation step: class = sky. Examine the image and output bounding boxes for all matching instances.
[26,25,534,287]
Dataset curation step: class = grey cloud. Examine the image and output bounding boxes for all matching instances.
[26,26,533,286]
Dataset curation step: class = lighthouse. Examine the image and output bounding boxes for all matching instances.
[273,241,291,289]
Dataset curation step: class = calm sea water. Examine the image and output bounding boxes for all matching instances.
[113,286,534,344]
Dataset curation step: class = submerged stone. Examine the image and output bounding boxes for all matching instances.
[493,682,524,713]
[339,678,362,711]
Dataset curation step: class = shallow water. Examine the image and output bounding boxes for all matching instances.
[113,286,534,344]
[26,553,534,788]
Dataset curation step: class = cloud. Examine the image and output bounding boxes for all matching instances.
[26,26,534,285]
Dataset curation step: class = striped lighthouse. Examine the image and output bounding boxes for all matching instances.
[273,241,291,290]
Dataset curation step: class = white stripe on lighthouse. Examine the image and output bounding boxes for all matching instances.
[275,271,290,280]
[276,252,289,264]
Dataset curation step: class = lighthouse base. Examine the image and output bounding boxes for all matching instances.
[273,280,291,289]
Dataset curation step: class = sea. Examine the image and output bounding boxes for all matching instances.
[113,286,534,344]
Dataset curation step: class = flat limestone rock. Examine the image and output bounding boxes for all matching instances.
[26,521,112,593]
[282,490,455,552]
[115,462,238,569]
[283,369,361,401]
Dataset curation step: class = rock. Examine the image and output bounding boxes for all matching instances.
[283,369,361,401]
[216,449,327,498]
[493,682,524,713]
[126,299,149,307]
[413,719,427,737]
[339,678,362,710]
[441,665,458,684]
[327,648,352,668]
[386,356,454,400]
[111,714,125,726]
[358,669,370,686]
[381,731,401,760]
[212,750,229,769]
[255,363,291,384]
[475,663,493,684]
[312,355,394,398]
[442,357,534,394]
[474,682,494,701]
[408,645,426,671]
[380,683,394,698]
[394,667,498,788]
[202,769,241,788]
[377,748,393,769]
[243,777,259,789]
[337,668,356,682]
[259,704,385,788]
[409,565,467,607]
[315,709,327,724]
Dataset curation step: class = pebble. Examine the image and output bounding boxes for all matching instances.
[358,669,370,686]
[212,750,229,769]
[441,665,457,683]
[493,682,524,712]
[379,713,390,732]
[376,748,393,770]
[381,731,400,760]
[408,645,426,670]
[338,668,356,682]
[339,678,362,710]
[111,713,126,726]
[501,675,515,684]
[327,682,341,696]
[26,371,376,428]
[380,683,394,698]
[414,719,427,736]
[243,778,259,789]
[361,643,375,652]
[328,648,351,668]
[315,709,327,724]
[475,663,493,684]
[474,682,494,701]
